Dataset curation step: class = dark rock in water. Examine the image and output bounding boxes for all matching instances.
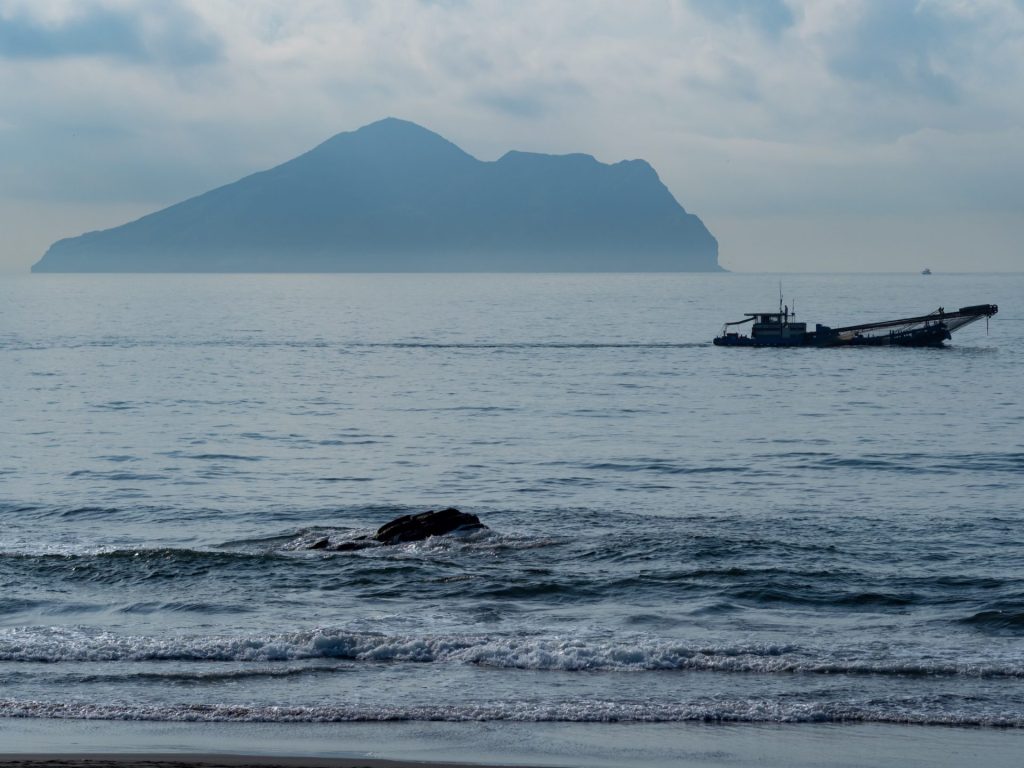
[374,507,485,545]
[306,507,485,551]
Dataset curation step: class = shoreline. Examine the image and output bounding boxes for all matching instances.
[2,719,1022,768]
[0,756,514,768]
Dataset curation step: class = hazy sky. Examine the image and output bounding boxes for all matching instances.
[2,0,1022,273]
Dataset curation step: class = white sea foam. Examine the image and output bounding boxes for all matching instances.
[1,626,1020,677]
[279,526,561,554]
[1,697,1020,727]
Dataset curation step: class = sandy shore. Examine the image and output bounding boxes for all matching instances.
[0,757,521,768]
[2,719,1022,768]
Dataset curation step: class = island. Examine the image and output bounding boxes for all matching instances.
[31,118,722,273]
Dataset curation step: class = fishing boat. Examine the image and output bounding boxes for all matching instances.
[714,297,997,348]
[922,268,932,275]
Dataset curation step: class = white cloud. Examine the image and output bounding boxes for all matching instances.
[0,0,220,64]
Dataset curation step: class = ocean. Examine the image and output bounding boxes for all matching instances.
[1,272,1022,762]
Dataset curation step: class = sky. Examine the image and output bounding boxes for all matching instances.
[1,0,1022,273]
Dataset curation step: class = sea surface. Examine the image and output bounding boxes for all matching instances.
[1,273,1022,741]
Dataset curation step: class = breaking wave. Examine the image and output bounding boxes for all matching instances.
[1,698,1021,727]
[2,627,1021,678]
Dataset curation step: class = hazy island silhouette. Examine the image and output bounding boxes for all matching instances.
[32,118,721,273]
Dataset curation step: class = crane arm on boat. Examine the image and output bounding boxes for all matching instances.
[830,305,999,335]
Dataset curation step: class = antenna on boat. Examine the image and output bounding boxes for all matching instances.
[779,281,783,315]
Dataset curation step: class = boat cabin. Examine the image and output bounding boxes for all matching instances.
[748,310,806,342]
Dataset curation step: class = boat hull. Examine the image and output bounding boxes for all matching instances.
[714,324,952,348]
[713,335,808,347]
[841,325,951,347]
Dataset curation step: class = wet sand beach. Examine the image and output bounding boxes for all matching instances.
[0,757,517,768]
[2,719,1023,768]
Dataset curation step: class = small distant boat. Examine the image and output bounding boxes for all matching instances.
[922,268,932,275]
[713,296,997,348]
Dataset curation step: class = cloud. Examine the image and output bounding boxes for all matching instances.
[824,1,959,102]
[472,79,588,119]
[690,0,796,39]
[0,1,221,65]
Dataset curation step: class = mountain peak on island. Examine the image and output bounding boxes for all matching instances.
[32,119,722,273]
[318,117,471,155]
[303,117,477,170]
[355,116,448,139]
